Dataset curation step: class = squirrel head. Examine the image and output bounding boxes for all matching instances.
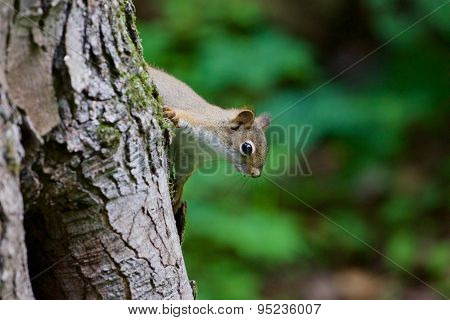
[220,109,271,178]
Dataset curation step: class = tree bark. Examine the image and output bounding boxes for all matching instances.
[0,83,34,300]
[0,0,193,299]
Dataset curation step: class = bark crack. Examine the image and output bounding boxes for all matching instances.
[98,238,132,300]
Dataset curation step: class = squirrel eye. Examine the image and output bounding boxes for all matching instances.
[240,141,255,156]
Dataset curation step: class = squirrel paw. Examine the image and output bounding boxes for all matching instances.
[163,106,180,128]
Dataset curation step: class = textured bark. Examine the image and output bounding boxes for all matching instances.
[0,0,193,299]
[0,0,34,300]
[0,87,35,300]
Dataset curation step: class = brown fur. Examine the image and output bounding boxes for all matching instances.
[148,66,271,210]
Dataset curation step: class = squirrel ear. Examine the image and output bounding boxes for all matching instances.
[230,110,255,129]
[256,113,271,130]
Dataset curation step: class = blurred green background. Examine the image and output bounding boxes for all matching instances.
[135,0,449,299]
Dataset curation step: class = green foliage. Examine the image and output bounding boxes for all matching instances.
[385,231,417,270]
[138,0,316,106]
[138,0,450,299]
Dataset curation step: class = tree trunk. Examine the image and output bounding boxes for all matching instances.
[0,0,193,299]
[0,83,34,300]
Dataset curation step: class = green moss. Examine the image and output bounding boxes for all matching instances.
[125,66,155,107]
[116,0,174,142]
[126,75,146,109]
[97,124,121,149]
[126,69,174,137]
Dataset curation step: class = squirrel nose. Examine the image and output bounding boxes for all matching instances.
[250,168,261,178]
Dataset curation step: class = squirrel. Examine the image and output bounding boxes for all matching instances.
[147,66,271,212]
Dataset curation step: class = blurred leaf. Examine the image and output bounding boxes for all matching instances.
[190,259,262,299]
[320,209,373,253]
[385,231,417,270]
[379,196,419,224]
[427,242,450,278]
[185,201,305,263]
[416,0,450,39]
[188,29,316,96]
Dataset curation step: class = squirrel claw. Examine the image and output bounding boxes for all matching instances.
[163,106,180,128]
